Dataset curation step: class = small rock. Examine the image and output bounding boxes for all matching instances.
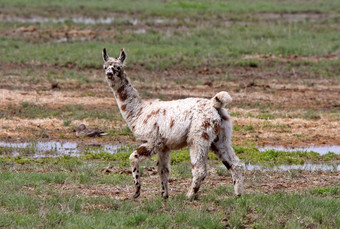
[75,124,107,137]
[51,82,60,89]
[42,134,49,139]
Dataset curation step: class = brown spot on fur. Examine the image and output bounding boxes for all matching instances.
[117,85,128,101]
[148,109,161,117]
[137,146,151,156]
[126,111,133,120]
[121,104,127,111]
[196,100,201,103]
[222,115,229,121]
[136,108,143,117]
[193,187,199,193]
[132,125,136,131]
[170,119,175,128]
[153,122,158,128]
[214,135,219,143]
[191,163,195,169]
[143,119,148,124]
[213,120,221,135]
[202,119,210,129]
[163,109,166,115]
[202,132,209,140]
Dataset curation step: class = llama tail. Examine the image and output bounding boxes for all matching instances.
[211,91,232,108]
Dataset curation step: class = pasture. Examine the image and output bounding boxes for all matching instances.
[0,0,339,228]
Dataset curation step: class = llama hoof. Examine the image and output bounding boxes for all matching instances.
[133,192,140,199]
[161,194,169,199]
[186,193,198,201]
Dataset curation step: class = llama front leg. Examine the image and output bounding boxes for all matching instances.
[129,144,155,198]
[157,151,171,199]
[187,145,208,199]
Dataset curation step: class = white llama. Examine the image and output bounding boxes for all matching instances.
[102,48,244,199]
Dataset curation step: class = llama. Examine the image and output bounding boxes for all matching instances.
[102,48,244,199]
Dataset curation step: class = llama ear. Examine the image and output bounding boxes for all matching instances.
[103,48,109,62]
[118,48,127,64]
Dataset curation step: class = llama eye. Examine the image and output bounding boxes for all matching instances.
[116,66,121,71]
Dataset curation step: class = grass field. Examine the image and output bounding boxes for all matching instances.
[0,0,339,228]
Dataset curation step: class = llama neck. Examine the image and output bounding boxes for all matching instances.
[110,73,144,127]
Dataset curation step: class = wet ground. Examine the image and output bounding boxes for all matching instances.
[1,140,339,171]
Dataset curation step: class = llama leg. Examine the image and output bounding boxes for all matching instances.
[129,144,155,198]
[211,137,244,196]
[157,151,171,199]
[211,117,244,196]
[212,143,244,196]
[187,144,209,199]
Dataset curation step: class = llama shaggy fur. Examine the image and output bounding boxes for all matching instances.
[102,48,244,199]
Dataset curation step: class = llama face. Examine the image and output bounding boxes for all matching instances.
[102,48,126,83]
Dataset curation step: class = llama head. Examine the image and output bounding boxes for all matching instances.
[102,48,127,85]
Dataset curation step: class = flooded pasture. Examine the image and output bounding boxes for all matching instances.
[244,163,340,172]
[0,141,130,158]
[259,145,340,155]
[1,141,339,171]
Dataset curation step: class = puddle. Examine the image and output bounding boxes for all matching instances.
[0,16,115,24]
[244,163,339,171]
[259,145,340,155]
[134,29,146,34]
[54,37,92,43]
[218,163,339,171]
[0,141,132,158]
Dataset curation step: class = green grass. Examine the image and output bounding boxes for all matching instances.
[0,162,339,228]
[1,21,339,73]
[0,140,339,228]
[1,143,339,167]
[0,102,122,121]
[1,0,340,17]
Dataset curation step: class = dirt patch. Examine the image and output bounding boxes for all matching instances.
[5,25,108,41]
[21,169,340,200]
[0,89,116,108]
[257,12,338,22]
[233,116,340,147]
[0,63,339,147]
[244,54,339,63]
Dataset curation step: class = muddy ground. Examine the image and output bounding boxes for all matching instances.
[20,166,340,201]
[1,63,339,147]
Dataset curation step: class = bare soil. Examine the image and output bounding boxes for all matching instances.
[1,63,339,147]
[21,167,340,201]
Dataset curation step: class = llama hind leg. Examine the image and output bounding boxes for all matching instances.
[211,139,244,196]
[129,144,155,198]
[211,113,244,196]
[157,151,171,199]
